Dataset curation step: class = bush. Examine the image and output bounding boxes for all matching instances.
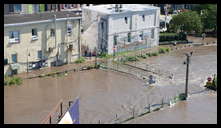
[137,54,148,59]
[125,56,139,62]
[75,57,85,64]
[179,93,186,101]
[165,48,170,52]
[151,52,159,56]
[159,48,166,54]
[159,32,187,42]
[98,53,108,58]
[4,76,22,86]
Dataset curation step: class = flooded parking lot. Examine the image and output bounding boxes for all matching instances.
[4,45,217,124]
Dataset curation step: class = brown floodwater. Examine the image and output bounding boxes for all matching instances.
[125,91,217,124]
[4,45,217,124]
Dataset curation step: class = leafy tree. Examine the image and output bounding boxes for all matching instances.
[168,11,203,34]
[193,4,217,32]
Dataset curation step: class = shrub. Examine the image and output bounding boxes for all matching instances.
[159,48,166,54]
[137,54,148,59]
[125,56,139,62]
[179,93,186,101]
[165,48,170,52]
[151,52,159,56]
[4,76,22,86]
[146,53,152,57]
[98,53,108,58]
[75,57,85,64]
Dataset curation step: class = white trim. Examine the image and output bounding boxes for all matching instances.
[4,17,81,27]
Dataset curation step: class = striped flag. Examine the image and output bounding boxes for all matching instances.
[58,98,79,124]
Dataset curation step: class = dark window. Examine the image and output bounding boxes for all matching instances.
[151,29,154,39]
[4,59,8,65]
[9,31,20,43]
[38,50,42,59]
[9,5,14,12]
[32,28,38,36]
[12,53,17,63]
[114,35,118,45]
[140,32,144,40]
[101,22,104,30]
[67,24,72,35]
[142,15,145,21]
[125,17,128,24]
[128,33,131,42]
[14,4,21,12]
[50,29,55,37]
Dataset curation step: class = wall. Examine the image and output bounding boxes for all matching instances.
[4,18,80,75]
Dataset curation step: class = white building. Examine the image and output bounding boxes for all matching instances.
[82,4,160,55]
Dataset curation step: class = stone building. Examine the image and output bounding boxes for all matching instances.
[4,11,81,75]
[82,4,160,55]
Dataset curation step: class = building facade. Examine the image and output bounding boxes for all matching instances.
[4,11,81,75]
[82,4,160,55]
[4,4,90,15]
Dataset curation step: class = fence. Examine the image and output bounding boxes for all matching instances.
[41,99,76,124]
[41,99,64,124]
[91,93,183,124]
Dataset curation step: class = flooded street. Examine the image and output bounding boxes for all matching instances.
[4,45,217,124]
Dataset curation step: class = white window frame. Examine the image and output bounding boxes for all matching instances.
[9,31,20,44]
[32,28,38,40]
[67,24,72,36]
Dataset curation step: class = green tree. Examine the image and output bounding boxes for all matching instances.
[193,4,217,32]
[169,11,203,34]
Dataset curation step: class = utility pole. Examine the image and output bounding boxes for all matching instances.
[27,49,29,73]
[184,52,192,99]
[78,19,81,59]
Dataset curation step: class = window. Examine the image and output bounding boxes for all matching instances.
[151,29,155,39]
[50,29,55,37]
[32,28,38,36]
[67,24,72,35]
[128,33,131,42]
[142,15,145,21]
[33,4,39,13]
[9,31,20,43]
[37,50,42,59]
[125,17,128,24]
[9,4,22,13]
[101,22,104,30]
[12,53,17,63]
[114,35,118,46]
[4,59,8,65]
[140,31,144,40]
[14,4,22,12]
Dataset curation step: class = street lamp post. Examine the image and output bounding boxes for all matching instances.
[184,52,193,99]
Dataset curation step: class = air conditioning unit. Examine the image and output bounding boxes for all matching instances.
[9,38,19,43]
[32,36,38,41]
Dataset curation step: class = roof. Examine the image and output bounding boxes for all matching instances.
[4,11,81,25]
[83,4,160,15]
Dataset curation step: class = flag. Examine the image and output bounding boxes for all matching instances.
[58,98,79,124]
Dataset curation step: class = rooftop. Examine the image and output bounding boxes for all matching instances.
[83,4,160,15]
[4,11,81,25]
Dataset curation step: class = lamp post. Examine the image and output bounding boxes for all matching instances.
[27,49,30,73]
[184,51,193,99]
